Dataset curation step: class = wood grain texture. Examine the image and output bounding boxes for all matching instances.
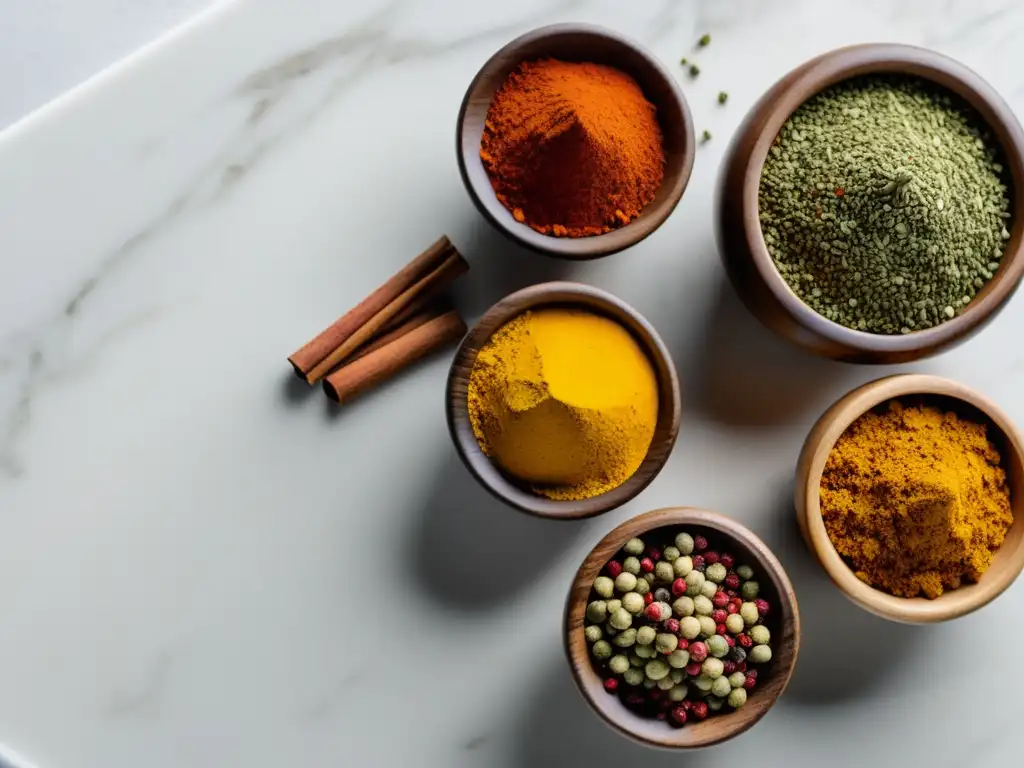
[564,507,800,749]
[445,282,681,519]
[716,43,1024,363]
[456,23,694,260]
[796,374,1024,623]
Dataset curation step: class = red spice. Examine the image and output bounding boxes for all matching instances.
[723,661,737,675]
[716,623,728,635]
[724,574,741,590]
[835,187,845,197]
[648,547,662,562]
[712,591,730,609]
[720,553,735,569]
[725,636,736,648]
[743,675,757,690]
[754,598,770,616]
[604,677,619,693]
[693,535,708,552]
[726,602,739,615]
[689,642,708,662]
[685,662,702,676]
[691,555,705,570]
[711,609,728,624]
[664,618,680,635]
[644,592,654,606]
[606,561,622,578]
[671,578,687,597]
[640,557,655,573]
[704,551,720,565]
[738,634,753,649]
[480,59,665,238]
[645,604,663,622]
[677,638,689,650]
[670,706,688,726]
[691,701,709,720]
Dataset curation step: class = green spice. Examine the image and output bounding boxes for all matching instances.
[759,75,1011,334]
[586,600,607,623]
[662,545,680,562]
[592,640,612,659]
[585,625,603,643]
[749,625,771,645]
[749,644,773,664]
[698,33,711,47]
[680,57,688,66]
[622,592,645,615]
[690,64,701,77]
[702,129,712,143]
[614,572,638,593]
[684,570,705,596]
[679,616,702,639]
[741,580,760,600]
[706,562,727,583]
[706,634,729,658]
[624,537,645,555]
[636,625,656,646]
[718,91,728,105]
[593,576,614,598]
[654,561,675,583]
[673,555,693,577]
[673,596,695,617]
[711,676,732,698]
[728,688,748,708]
[609,654,630,675]
[675,533,695,554]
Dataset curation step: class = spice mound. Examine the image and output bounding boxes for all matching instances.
[759,75,1011,334]
[821,400,1013,598]
[480,59,665,237]
[467,308,658,501]
[584,529,775,726]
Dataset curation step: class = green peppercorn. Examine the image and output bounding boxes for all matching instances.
[606,599,622,614]
[592,640,612,659]
[654,561,675,583]
[643,572,656,585]
[679,57,688,66]
[694,595,713,616]
[593,576,614,598]
[707,695,725,712]
[645,659,671,681]
[749,625,771,645]
[741,580,760,600]
[702,129,712,142]
[635,643,657,659]
[657,676,676,691]
[690,64,701,77]
[623,667,644,686]
[624,537,645,556]
[633,578,650,596]
[586,600,607,623]
[623,556,641,575]
[706,563,727,583]
[698,32,711,46]
[693,675,714,692]
[712,676,732,698]
[736,564,754,580]
[702,658,725,679]
[669,684,688,702]
[613,627,637,648]
[680,616,702,640]
[584,625,603,643]
[740,602,759,626]
[636,626,656,646]
[604,623,618,637]
[698,616,718,638]
[685,570,705,596]
[707,635,729,658]
[750,644,772,664]
[728,688,748,708]
[673,596,695,617]
[700,580,719,599]
[656,633,679,655]
[673,556,694,577]
[609,654,630,675]
[663,546,680,563]
[643,678,657,690]
[718,91,728,105]
[614,572,638,593]
[670,669,685,684]
[622,592,645,615]
[675,532,695,554]
[610,607,633,631]
[725,613,745,635]
[668,649,690,669]
[728,671,746,689]
[629,652,645,668]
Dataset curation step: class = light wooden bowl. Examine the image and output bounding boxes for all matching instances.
[456,23,694,260]
[445,282,681,519]
[565,507,800,748]
[717,43,1024,363]
[796,374,1024,623]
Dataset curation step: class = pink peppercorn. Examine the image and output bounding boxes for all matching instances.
[693,535,708,552]
[744,675,757,690]
[711,609,728,624]
[645,604,662,622]
[640,557,655,573]
[626,693,646,707]
[712,591,730,609]
[685,662,702,676]
[670,706,688,726]
[664,618,680,634]
[731,597,744,609]
[720,553,735,569]
[604,678,619,693]
[649,689,663,701]
[725,635,735,647]
[691,555,705,570]
[755,598,770,616]
[648,547,662,562]
[738,634,753,649]
[717,623,728,635]
[689,642,708,662]
[644,592,654,606]
[724,574,741,590]
[655,711,667,721]
[726,602,739,615]
[691,701,709,720]
[723,661,737,675]
[671,578,687,597]
[607,561,623,578]
[677,638,689,650]
[704,551,720,565]
[737,661,746,672]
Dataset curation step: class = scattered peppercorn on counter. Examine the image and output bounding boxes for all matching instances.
[444,28,1024,747]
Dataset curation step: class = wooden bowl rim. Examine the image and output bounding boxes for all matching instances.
[456,22,695,260]
[564,506,801,749]
[739,42,1024,353]
[445,281,682,519]
[799,373,1024,622]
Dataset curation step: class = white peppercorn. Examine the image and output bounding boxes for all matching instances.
[614,572,638,593]
[636,626,656,646]
[655,633,679,655]
[706,563,727,583]
[685,570,705,596]
[586,601,607,623]
[606,599,622,614]
[612,627,637,648]
[584,625,603,643]
[624,537,645,556]
[645,659,670,681]
[609,655,630,675]
[592,640,612,659]
[749,625,770,645]
[673,596,695,617]
[610,607,633,630]
[654,561,675,583]
[750,644,772,664]
[702,658,725,679]
[725,613,745,635]
[675,532,695,554]
[693,595,713,616]
[623,667,644,686]
[623,556,641,575]
[593,576,615,598]
[727,688,747,708]
[711,676,732,698]
[668,649,690,669]
[680,616,702,640]
[622,592,645,615]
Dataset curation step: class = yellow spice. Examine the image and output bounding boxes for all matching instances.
[467,308,658,500]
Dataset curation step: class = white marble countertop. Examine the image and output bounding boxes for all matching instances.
[2,0,1023,766]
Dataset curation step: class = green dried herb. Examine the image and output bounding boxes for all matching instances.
[718,91,728,105]
[689,64,701,77]
[698,33,711,47]
[759,75,1011,334]
[680,56,688,66]
[702,129,712,143]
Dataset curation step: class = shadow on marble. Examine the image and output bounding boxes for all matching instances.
[279,369,316,407]
[754,478,934,706]
[682,275,850,428]
[404,449,583,612]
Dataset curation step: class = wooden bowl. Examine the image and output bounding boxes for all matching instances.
[717,43,1024,363]
[456,23,694,260]
[565,507,800,748]
[446,282,681,519]
[796,374,1024,623]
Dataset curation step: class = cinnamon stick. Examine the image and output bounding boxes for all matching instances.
[305,251,467,383]
[288,236,459,383]
[349,302,449,363]
[322,310,467,404]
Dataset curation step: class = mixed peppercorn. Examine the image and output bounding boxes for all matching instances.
[584,529,774,727]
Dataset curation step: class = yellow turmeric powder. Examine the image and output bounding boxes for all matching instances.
[820,400,1013,599]
[467,308,658,500]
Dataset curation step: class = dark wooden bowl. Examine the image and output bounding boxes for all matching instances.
[445,282,681,519]
[456,23,694,260]
[796,374,1024,623]
[717,43,1024,363]
[565,507,800,748]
